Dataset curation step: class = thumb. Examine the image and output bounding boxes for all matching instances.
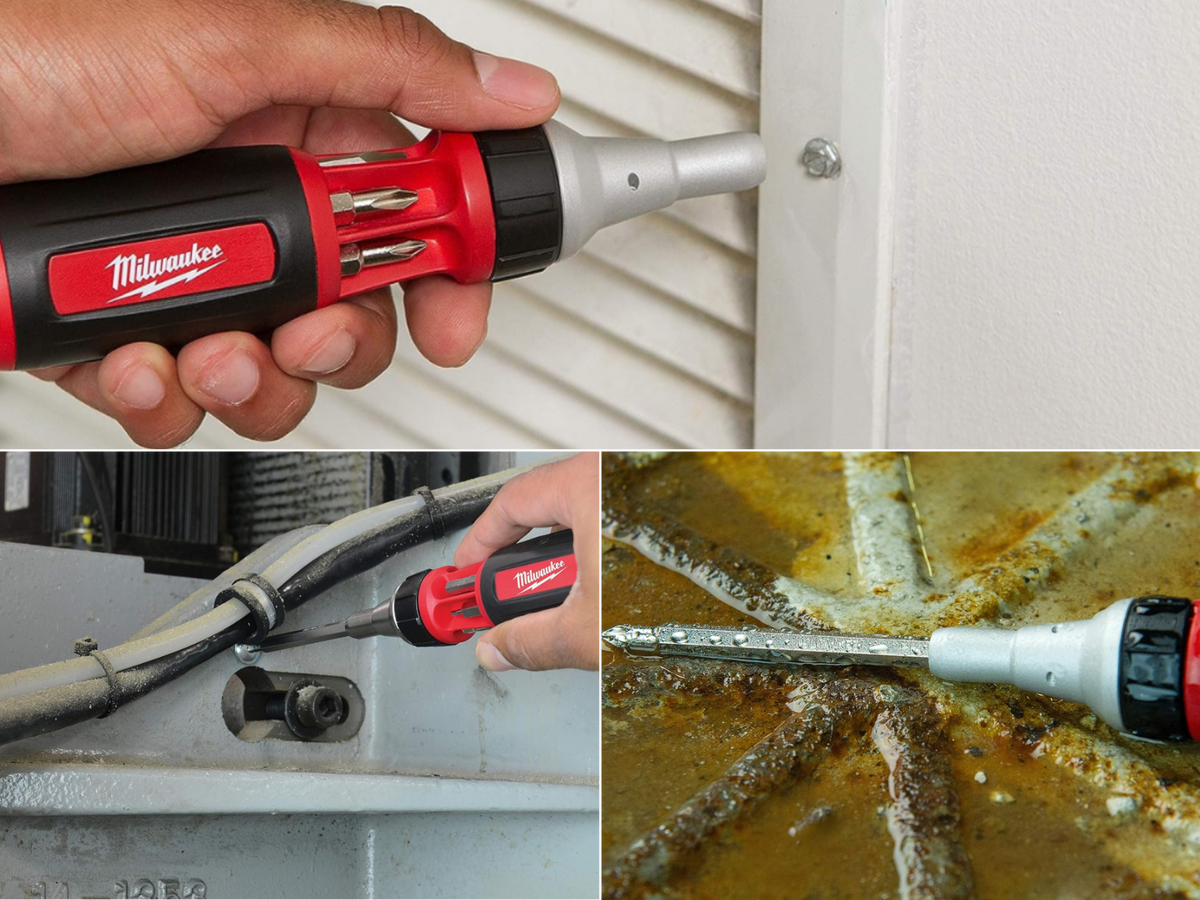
[241,1,560,130]
[475,595,597,672]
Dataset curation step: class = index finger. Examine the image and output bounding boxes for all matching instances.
[453,456,579,568]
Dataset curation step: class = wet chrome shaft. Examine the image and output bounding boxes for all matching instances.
[602,624,930,669]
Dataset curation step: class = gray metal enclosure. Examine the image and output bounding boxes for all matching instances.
[0,531,599,898]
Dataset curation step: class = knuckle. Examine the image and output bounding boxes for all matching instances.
[374,6,455,76]
[130,416,203,450]
[245,387,316,442]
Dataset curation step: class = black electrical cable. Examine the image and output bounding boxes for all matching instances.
[0,620,251,747]
[276,482,501,610]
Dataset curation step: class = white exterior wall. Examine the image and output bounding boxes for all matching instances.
[885,0,1200,448]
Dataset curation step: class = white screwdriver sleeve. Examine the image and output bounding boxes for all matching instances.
[928,598,1131,732]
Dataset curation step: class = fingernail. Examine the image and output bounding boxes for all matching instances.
[301,328,356,376]
[200,349,260,405]
[473,51,558,109]
[476,641,515,672]
[112,363,165,410]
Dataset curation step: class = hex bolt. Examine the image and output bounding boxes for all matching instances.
[258,678,347,740]
[293,684,345,731]
[801,138,842,179]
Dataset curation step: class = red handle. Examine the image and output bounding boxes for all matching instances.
[1183,600,1200,740]
[0,126,560,369]
[415,529,576,646]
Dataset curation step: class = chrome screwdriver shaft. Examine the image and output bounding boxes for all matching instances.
[602,624,930,669]
[256,620,350,653]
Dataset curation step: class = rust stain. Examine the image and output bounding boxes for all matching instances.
[954,507,1048,572]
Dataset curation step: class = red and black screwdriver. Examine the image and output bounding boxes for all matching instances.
[0,120,765,370]
[254,528,576,652]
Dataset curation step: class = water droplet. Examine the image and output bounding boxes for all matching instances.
[1045,671,1056,686]
[671,630,688,643]
[708,634,723,644]
[875,684,901,704]
[868,643,888,654]
[764,639,774,648]
[734,633,749,646]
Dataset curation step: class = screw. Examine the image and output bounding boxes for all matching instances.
[231,643,261,665]
[262,678,347,740]
[293,685,345,731]
[801,138,841,178]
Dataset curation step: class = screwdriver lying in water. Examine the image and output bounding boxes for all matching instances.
[255,529,575,652]
[603,595,1200,742]
[0,120,765,370]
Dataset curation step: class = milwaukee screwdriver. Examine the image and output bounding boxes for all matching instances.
[603,595,1200,741]
[254,528,575,652]
[0,121,765,369]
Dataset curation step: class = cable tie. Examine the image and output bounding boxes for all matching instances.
[215,575,286,643]
[414,485,446,539]
[88,649,121,718]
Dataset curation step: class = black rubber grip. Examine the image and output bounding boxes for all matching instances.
[478,528,574,625]
[0,145,318,369]
[474,127,562,282]
[1118,595,1192,740]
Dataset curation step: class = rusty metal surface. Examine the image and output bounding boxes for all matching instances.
[602,452,1200,900]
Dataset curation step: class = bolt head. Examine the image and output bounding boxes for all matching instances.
[801,138,842,179]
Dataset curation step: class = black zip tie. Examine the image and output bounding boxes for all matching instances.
[414,486,445,539]
[215,575,286,643]
[72,638,119,716]
[88,648,121,719]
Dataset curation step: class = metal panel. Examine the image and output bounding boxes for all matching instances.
[753,0,898,448]
[0,0,762,449]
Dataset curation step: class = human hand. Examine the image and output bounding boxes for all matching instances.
[1,0,559,446]
[454,453,599,672]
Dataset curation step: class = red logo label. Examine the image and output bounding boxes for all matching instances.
[494,554,577,601]
[48,223,277,315]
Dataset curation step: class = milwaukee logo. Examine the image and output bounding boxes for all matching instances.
[514,559,568,594]
[513,561,568,595]
[105,242,226,303]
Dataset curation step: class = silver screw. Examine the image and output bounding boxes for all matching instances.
[801,138,842,178]
[232,643,261,665]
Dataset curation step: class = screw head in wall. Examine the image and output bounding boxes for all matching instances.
[801,138,842,178]
[232,642,261,665]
